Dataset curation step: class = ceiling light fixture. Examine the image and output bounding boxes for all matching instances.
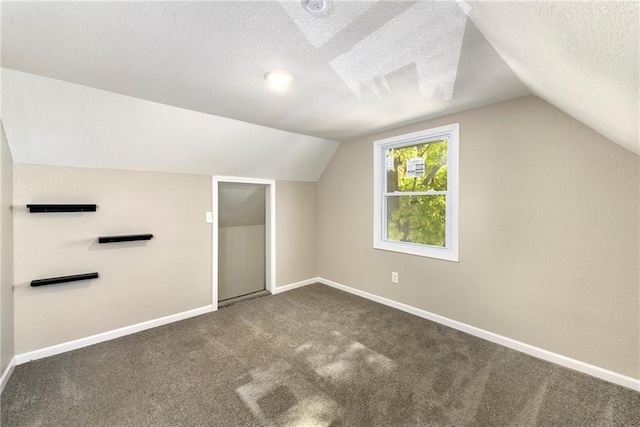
[301,0,332,16]
[264,71,295,90]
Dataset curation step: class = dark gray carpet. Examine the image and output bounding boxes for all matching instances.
[2,284,639,426]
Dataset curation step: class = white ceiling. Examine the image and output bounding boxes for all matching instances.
[0,1,529,140]
[466,0,639,154]
[1,68,339,181]
[0,0,637,181]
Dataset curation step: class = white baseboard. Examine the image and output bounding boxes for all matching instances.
[15,279,322,366]
[14,279,319,366]
[11,277,639,392]
[0,356,16,394]
[272,277,320,294]
[317,277,640,392]
[15,305,214,365]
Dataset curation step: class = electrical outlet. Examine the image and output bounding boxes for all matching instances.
[391,272,399,283]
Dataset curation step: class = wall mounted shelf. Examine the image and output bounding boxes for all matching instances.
[31,272,99,287]
[27,204,97,213]
[98,234,154,244]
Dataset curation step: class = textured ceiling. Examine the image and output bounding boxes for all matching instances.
[0,0,529,142]
[0,0,637,182]
[1,69,339,181]
[466,1,639,154]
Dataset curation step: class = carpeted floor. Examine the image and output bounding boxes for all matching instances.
[2,284,639,426]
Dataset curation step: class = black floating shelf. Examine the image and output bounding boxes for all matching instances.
[31,272,99,287]
[27,204,97,213]
[98,234,154,244]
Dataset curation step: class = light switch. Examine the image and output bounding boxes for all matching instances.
[206,211,213,223]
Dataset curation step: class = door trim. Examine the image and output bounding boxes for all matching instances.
[212,176,276,310]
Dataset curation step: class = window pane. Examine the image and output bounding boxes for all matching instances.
[385,195,446,247]
[385,140,447,193]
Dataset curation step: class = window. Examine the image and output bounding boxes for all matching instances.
[373,123,458,261]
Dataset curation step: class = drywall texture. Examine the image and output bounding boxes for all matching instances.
[0,121,14,373]
[218,183,266,300]
[13,165,212,354]
[218,183,265,228]
[218,225,265,301]
[276,181,317,286]
[466,0,639,154]
[318,96,640,379]
[2,69,339,182]
[2,2,530,142]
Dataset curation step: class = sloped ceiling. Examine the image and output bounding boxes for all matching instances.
[0,1,530,142]
[1,69,339,181]
[0,0,637,181]
[466,1,639,154]
[218,183,266,228]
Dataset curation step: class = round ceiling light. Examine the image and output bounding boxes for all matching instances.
[301,0,331,16]
[264,71,295,90]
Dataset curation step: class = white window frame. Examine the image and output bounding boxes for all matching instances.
[373,123,459,262]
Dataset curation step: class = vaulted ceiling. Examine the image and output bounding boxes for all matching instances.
[0,1,637,181]
[466,0,638,154]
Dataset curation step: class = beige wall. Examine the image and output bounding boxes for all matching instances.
[13,169,319,354]
[276,181,317,286]
[0,121,14,373]
[218,225,265,300]
[14,165,212,354]
[317,96,640,379]
[218,183,266,300]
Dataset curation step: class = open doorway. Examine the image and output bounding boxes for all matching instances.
[212,177,275,309]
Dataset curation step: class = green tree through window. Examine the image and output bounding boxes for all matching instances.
[385,140,448,247]
[374,123,458,261]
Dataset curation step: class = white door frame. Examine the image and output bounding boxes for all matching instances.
[212,176,276,310]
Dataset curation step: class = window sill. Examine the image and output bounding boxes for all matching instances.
[374,240,459,262]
